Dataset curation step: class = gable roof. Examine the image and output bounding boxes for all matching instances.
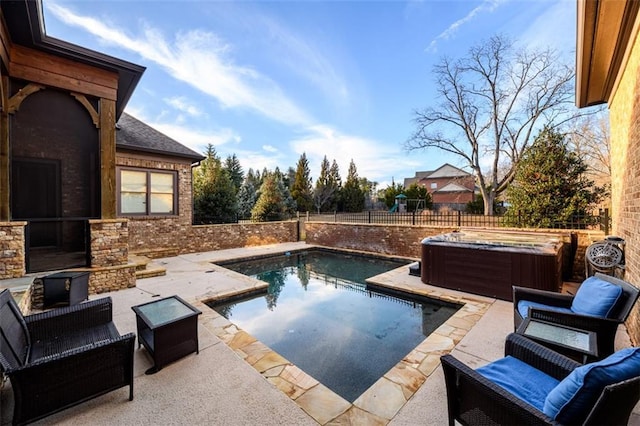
[116,113,204,162]
[1,0,145,120]
[435,182,474,193]
[428,163,471,178]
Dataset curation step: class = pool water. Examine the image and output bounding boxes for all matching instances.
[209,250,459,402]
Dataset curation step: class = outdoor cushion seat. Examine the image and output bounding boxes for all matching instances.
[0,289,135,425]
[513,272,640,359]
[441,333,640,425]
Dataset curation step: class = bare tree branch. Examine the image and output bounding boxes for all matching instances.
[406,35,578,215]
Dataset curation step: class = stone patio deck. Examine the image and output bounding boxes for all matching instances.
[1,242,639,425]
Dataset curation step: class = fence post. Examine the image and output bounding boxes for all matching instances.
[334,211,337,222]
[412,211,416,225]
[457,210,461,227]
[603,208,610,235]
[368,211,371,223]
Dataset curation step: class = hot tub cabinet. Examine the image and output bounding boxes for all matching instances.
[421,230,564,301]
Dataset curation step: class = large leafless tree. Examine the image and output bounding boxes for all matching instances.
[406,35,577,215]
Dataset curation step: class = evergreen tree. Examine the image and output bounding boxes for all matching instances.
[341,160,365,212]
[313,156,335,213]
[505,126,606,228]
[328,159,342,210]
[193,144,238,223]
[237,178,258,219]
[251,171,296,221]
[291,153,314,212]
[382,180,405,208]
[224,154,244,192]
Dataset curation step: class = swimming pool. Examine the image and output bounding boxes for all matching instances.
[209,249,460,402]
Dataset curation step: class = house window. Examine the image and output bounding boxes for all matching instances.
[118,168,177,215]
[430,183,437,189]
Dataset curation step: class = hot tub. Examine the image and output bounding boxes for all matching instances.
[421,229,564,301]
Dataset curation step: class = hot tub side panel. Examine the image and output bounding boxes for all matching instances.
[421,243,562,301]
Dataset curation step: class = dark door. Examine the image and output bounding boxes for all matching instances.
[11,158,61,247]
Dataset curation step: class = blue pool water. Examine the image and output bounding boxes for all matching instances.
[209,250,459,402]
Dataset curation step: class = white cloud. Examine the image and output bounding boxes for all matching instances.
[290,125,423,184]
[426,0,509,53]
[164,97,205,117]
[123,108,241,154]
[262,145,278,153]
[47,3,312,127]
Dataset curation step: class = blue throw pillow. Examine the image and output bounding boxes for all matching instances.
[543,347,640,424]
[571,276,623,317]
[477,355,559,412]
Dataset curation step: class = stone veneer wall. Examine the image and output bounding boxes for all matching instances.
[0,222,26,279]
[607,21,640,346]
[305,222,605,283]
[88,219,135,293]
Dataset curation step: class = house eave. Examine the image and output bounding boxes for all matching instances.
[576,0,640,108]
[1,0,145,119]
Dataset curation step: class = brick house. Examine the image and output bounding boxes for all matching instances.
[576,0,640,344]
[0,1,298,293]
[403,163,476,210]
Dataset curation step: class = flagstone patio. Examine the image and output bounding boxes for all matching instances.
[1,242,638,425]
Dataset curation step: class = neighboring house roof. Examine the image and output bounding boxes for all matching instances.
[435,182,473,193]
[1,0,145,120]
[428,163,471,178]
[404,163,472,187]
[116,113,205,162]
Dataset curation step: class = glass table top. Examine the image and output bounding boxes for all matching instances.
[524,320,591,352]
[134,296,199,327]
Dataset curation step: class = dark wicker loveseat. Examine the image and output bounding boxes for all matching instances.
[441,333,640,425]
[513,272,640,359]
[0,289,135,425]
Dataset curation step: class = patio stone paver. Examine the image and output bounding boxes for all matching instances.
[353,377,406,420]
[295,384,352,424]
[329,406,388,426]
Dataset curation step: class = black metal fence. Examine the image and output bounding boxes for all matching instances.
[304,209,611,234]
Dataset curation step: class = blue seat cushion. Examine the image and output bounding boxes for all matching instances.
[517,300,572,319]
[543,347,640,424]
[571,276,623,318]
[477,355,560,412]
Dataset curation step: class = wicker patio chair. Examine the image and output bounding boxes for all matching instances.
[441,333,640,426]
[513,272,640,359]
[0,289,135,425]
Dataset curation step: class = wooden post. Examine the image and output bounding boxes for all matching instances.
[0,76,8,221]
[99,99,116,219]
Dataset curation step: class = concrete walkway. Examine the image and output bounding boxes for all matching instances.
[2,242,639,425]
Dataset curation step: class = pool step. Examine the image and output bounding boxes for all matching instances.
[130,255,166,279]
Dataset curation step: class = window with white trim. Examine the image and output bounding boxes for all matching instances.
[118,168,177,215]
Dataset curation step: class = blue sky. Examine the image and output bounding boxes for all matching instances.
[43,0,577,189]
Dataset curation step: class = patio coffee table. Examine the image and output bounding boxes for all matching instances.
[516,317,598,363]
[132,295,202,374]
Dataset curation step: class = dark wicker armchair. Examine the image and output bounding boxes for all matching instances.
[513,272,640,359]
[441,333,640,426]
[0,289,135,425]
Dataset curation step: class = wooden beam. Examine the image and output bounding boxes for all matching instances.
[7,83,44,114]
[11,63,117,101]
[71,93,100,128]
[100,98,116,219]
[0,11,10,71]
[0,76,8,221]
[11,45,118,89]
[9,45,118,101]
